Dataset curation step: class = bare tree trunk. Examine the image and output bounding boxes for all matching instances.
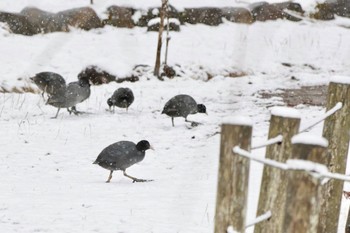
[90,0,93,4]
[164,5,170,65]
[153,0,168,79]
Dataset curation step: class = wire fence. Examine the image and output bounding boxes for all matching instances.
[214,81,350,233]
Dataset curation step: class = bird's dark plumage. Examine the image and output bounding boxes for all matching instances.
[107,87,134,112]
[162,94,207,126]
[30,72,66,96]
[93,140,153,183]
[46,76,91,118]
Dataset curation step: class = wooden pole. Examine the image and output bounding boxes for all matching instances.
[318,81,350,233]
[214,122,252,233]
[254,108,300,233]
[282,136,328,233]
[153,0,167,79]
[164,2,171,66]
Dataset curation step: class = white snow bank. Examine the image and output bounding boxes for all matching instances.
[222,116,253,126]
[291,133,328,147]
[270,106,301,119]
[330,75,350,85]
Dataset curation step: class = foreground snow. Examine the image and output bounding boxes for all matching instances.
[1,1,350,232]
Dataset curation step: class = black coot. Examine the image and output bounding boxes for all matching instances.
[162,94,207,126]
[30,72,66,97]
[93,140,153,183]
[107,87,134,112]
[46,75,91,118]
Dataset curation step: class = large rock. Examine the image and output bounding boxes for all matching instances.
[312,0,350,20]
[147,17,180,31]
[21,7,69,33]
[104,6,135,28]
[222,7,253,24]
[0,11,39,35]
[331,0,350,17]
[135,5,179,27]
[56,7,102,30]
[180,7,223,26]
[250,1,303,22]
[78,65,116,85]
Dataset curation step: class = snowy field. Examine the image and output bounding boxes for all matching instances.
[1,0,350,233]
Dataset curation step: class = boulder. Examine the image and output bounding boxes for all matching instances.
[135,5,179,27]
[0,11,39,35]
[56,7,102,30]
[78,66,116,85]
[104,6,135,28]
[161,65,176,78]
[147,18,180,31]
[222,7,253,24]
[331,0,350,17]
[21,7,68,33]
[312,0,350,20]
[273,2,304,21]
[180,7,223,26]
[250,1,303,22]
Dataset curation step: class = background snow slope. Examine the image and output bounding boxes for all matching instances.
[1,0,350,233]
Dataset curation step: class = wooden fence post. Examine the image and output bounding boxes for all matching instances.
[255,107,301,233]
[214,119,252,233]
[282,134,328,233]
[318,79,350,233]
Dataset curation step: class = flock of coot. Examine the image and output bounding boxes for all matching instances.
[30,71,207,183]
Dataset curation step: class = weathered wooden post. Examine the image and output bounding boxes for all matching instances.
[255,107,301,233]
[214,117,252,233]
[282,134,328,233]
[318,78,350,233]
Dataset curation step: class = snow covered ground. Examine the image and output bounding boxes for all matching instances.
[1,0,350,233]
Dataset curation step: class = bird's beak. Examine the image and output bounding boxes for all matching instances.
[150,145,155,150]
[205,112,208,115]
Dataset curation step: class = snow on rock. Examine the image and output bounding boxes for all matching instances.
[222,116,253,127]
[152,8,159,16]
[330,75,350,85]
[147,17,181,27]
[291,133,328,147]
[270,106,301,119]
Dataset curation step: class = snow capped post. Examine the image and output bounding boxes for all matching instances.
[214,116,252,233]
[318,77,350,233]
[255,107,301,233]
[282,134,328,233]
